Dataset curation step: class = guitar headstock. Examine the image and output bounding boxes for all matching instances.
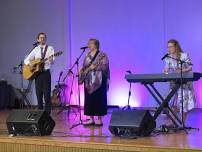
[54,51,63,57]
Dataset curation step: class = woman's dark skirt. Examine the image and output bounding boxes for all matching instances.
[84,78,107,116]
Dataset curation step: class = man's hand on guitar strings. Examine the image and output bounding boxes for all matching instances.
[48,56,54,64]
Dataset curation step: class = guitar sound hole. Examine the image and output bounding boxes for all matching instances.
[31,67,36,72]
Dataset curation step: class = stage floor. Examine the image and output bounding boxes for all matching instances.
[0,108,202,152]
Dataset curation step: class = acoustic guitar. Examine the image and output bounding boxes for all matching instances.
[51,88,61,106]
[23,51,63,80]
[78,54,105,84]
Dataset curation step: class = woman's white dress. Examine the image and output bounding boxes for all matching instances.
[165,52,196,112]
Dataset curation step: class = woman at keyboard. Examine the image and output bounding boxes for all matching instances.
[164,39,196,122]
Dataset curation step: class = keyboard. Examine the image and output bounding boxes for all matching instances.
[125,72,202,83]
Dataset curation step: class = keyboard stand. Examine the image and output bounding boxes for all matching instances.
[143,82,183,127]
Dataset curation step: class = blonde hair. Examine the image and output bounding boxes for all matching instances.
[168,39,183,60]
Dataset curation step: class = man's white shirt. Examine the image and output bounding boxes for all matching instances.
[24,45,55,70]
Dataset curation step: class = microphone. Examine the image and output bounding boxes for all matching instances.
[58,71,63,83]
[13,63,23,69]
[33,42,39,46]
[80,46,88,50]
[59,71,63,77]
[126,70,132,74]
[161,53,169,60]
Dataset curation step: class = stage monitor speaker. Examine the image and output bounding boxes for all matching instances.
[109,110,156,137]
[6,110,55,136]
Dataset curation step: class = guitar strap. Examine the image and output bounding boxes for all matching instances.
[42,45,48,59]
[40,45,48,71]
[88,50,100,67]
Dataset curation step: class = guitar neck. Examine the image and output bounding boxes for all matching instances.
[41,51,63,63]
[42,58,49,63]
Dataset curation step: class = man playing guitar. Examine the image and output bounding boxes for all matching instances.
[24,33,54,114]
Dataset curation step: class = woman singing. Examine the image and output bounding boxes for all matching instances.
[164,39,196,121]
[79,39,110,126]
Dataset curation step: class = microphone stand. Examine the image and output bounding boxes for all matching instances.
[63,48,87,129]
[18,44,38,108]
[13,61,24,89]
[166,55,199,133]
[57,70,74,115]
[13,44,37,109]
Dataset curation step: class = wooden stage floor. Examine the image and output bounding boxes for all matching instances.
[0,108,202,152]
